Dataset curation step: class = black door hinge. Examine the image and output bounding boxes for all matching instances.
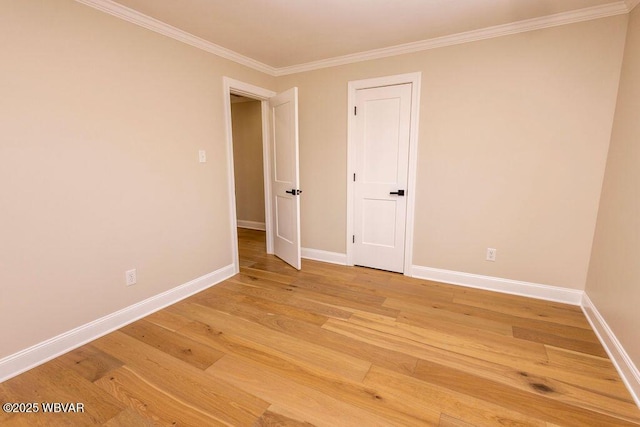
[352,235,355,243]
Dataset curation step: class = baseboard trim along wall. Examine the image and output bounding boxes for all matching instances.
[581,294,640,407]
[301,248,347,265]
[0,264,235,383]
[410,265,584,305]
[237,220,266,231]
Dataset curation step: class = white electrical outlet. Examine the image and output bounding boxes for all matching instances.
[125,269,137,286]
[486,248,497,262]
[198,150,206,163]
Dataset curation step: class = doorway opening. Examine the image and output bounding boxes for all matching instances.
[230,94,266,233]
[223,78,276,274]
[230,94,268,266]
[223,77,302,272]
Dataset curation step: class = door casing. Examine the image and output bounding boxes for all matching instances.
[346,72,422,275]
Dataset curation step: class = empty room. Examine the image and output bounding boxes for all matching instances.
[1,0,640,425]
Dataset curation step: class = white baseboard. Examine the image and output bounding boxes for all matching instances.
[301,247,347,265]
[581,294,640,407]
[410,265,583,305]
[0,264,235,383]
[237,220,266,231]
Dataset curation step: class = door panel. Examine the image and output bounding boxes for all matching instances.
[274,100,294,183]
[270,87,301,270]
[275,195,295,243]
[354,84,412,273]
[363,97,402,184]
[362,198,396,247]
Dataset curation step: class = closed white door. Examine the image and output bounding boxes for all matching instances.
[270,87,302,270]
[353,84,412,273]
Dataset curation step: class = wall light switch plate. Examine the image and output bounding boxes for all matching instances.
[198,150,206,163]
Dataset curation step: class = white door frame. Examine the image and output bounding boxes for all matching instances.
[223,77,276,273]
[346,72,422,275]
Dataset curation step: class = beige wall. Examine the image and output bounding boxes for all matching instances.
[0,0,274,359]
[586,6,640,369]
[278,15,627,290]
[231,100,265,224]
[0,0,634,363]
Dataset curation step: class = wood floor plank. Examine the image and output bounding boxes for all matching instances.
[54,344,124,383]
[326,310,636,415]
[208,354,422,426]
[143,308,194,332]
[0,384,23,426]
[386,300,514,337]
[438,413,476,427]
[513,326,608,357]
[252,410,316,426]
[345,272,456,304]
[240,266,297,284]
[224,279,353,320]
[177,321,435,425]
[102,408,157,427]
[119,319,225,370]
[41,359,127,420]
[185,291,417,375]
[225,274,298,296]
[91,331,269,426]
[1,360,124,426]
[0,417,38,427]
[94,366,229,426]
[167,301,372,382]
[258,312,418,375]
[544,346,633,401]
[545,344,621,376]
[290,275,390,306]
[413,352,640,422]
[328,312,549,366]
[403,298,601,343]
[364,366,548,427]
[248,260,305,277]
[196,284,329,326]
[412,358,640,426]
[453,289,591,330]
[231,271,402,317]
[299,260,361,281]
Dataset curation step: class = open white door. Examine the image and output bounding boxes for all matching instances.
[270,87,301,270]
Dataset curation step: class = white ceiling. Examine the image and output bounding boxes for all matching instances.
[110,0,630,70]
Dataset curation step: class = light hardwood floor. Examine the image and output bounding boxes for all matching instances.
[1,228,639,426]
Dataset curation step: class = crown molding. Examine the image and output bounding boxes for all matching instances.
[76,0,630,78]
[74,0,277,76]
[275,1,629,76]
